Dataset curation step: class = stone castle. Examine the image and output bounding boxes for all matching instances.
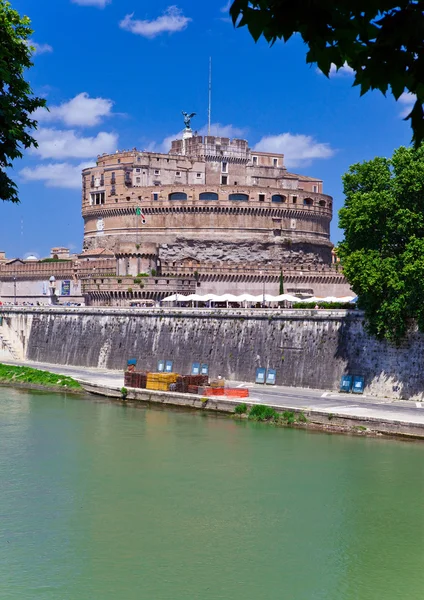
[0,125,350,306]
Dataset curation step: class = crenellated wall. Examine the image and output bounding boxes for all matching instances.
[1,307,424,400]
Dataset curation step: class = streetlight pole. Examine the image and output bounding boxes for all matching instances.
[13,276,16,305]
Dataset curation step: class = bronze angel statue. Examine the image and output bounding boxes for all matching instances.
[182,111,196,129]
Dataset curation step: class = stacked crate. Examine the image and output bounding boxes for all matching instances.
[146,372,178,391]
[175,375,209,394]
[124,371,147,389]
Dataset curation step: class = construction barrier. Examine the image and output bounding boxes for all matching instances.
[203,387,249,398]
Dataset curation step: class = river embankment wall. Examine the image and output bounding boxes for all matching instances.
[0,306,423,400]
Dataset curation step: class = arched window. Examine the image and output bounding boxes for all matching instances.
[199,192,218,201]
[303,197,313,206]
[229,193,249,201]
[168,192,187,201]
[319,200,326,207]
[272,194,286,203]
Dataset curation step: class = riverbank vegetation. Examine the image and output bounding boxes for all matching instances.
[235,403,308,425]
[0,364,81,390]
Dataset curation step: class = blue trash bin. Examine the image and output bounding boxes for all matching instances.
[201,364,209,376]
[165,360,173,373]
[340,375,353,393]
[266,369,277,385]
[191,362,200,375]
[256,368,266,384]
[157,360,165,372]
[352,376,365,394]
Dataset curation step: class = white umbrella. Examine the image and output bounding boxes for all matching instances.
[162,294,178,302]
[219,293,240,302]
[274,294,300,302]
[237,293,257,302]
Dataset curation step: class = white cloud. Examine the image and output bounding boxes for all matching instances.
[32,128,118,159]
[199,123,246,138]
[154,122,246,153]
[399,92,417,118]
[317,62,354,77]
[34,92,114,127]
[220,1,232,12]
[253,133,335,168]
[20,161,93,189]
[120,6,191,38]
[29,40,53,55]
[71,0,111,7]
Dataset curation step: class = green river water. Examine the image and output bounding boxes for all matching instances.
[1,387,424,600]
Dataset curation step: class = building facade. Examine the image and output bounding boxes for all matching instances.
[0,129,350,307]
[81,131,349,299]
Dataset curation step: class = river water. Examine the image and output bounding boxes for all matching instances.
[1,387,424,600]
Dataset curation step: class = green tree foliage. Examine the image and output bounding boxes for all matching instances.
[0,1,46,203]
[230,1,424,146]
[338,145,424,342]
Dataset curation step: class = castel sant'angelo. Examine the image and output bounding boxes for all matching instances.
[0,115,350,306]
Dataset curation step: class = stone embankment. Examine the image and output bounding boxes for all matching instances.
[83,381,424,440]
[1,306,424,400]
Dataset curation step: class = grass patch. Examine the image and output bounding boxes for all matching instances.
[297,411,308,423]
[249,404,279,422]
[282,410,296,425]
[234,402,248,415]
[0,364,81,390]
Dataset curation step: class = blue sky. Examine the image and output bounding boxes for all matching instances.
[1,0,414,258]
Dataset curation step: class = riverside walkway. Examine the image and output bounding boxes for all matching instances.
[4,359,424,428]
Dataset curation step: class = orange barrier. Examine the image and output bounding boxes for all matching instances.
[203,387,249,398]
[224,388,249,398]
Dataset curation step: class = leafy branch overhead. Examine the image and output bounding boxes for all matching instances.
[0,0,46,203]
[230,0,424,146]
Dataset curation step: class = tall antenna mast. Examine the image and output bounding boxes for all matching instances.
[208,56,212,136]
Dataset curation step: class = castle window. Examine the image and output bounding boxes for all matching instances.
[319,200,326,207]
[136,168,140,173]
[229,193,249,201]
[118,159,121,164]
[221,175,228,185]
[292,197,298,204]
[196,173,202,178]
[153,193,159,201]
[91,192,105,205]
[137,156,141,162]
[169,192,187,201]
[222,161,228,173]
[111,172,116,184]
[272,194,286,203]
[313,185,318,193]
[154,169,160,175]
[273,158,278,167]
[259,194,265,202]
[252,156,258,165]
[199,192,218,201]
[303,198,313,206]
[136,177,140,184]
[176,171,181,177]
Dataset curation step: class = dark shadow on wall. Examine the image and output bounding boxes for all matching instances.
[335,313,424,399]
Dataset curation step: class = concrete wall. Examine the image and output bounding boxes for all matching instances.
[2,307,424,400]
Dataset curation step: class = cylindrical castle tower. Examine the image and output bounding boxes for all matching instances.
[81,132,334,295]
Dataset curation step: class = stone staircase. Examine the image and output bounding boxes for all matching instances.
[0,333,22,361]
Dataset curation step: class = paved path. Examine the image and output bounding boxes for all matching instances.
[3,359,424,426]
